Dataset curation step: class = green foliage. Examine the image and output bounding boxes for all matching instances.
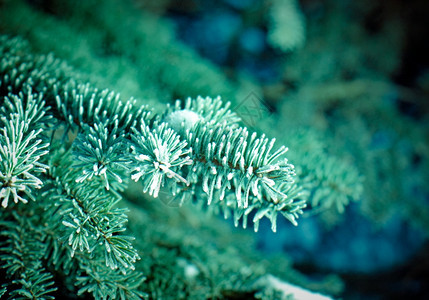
[285,129,363,214]
[73,122,131,191]
[76,265,147,300]
[184,122,305,231]
[0,212,57,299]
[160,96,307,231]
[267,0,306,52]
[0,34,148,297]
[130,121,192,197]
[0,0,250,106]
[54,82,150,132]
[0,91,51,208]
[49,145,141,273]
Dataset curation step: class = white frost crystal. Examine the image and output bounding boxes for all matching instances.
[164,109,202,136]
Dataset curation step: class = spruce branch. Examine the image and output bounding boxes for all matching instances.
[161,95,306,230]
[0,50,76,98]
[0,91,50,208]
[53,82,151,132]
[286,129,363,214]
[76,263,147,300]
[183,122,305,231]
[73,122,131,191]
[128,94,307,231]
[37,173,147,299]
[130,122,192,198]
[0,212,57,300]
[47,149,140,274]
